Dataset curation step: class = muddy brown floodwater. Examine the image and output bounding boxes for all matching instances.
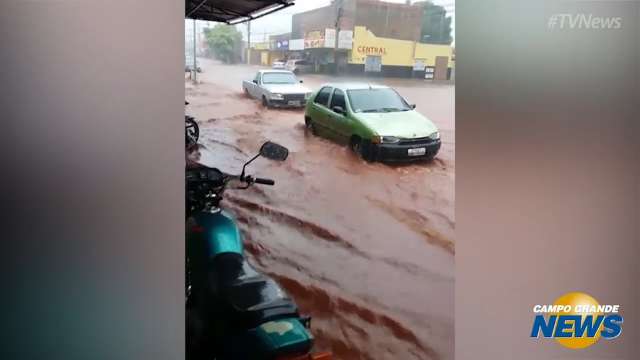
[186,59,455,360]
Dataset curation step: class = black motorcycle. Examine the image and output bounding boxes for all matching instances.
[185,100,199,148]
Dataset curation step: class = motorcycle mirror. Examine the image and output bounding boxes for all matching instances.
[259,141,289,161]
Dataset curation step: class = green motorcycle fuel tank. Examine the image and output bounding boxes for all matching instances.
[187,209,243,258]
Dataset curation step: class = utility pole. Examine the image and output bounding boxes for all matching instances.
[440,8,445,44]
[246,21,251,64]
[192,18,197,82]
[333,0,344,74]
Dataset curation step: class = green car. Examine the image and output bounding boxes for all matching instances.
[304,83,441,161]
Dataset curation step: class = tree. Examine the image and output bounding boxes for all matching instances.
[203,24,243,64]
[417,1,453,45]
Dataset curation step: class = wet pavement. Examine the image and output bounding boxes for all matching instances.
[186,58,455,360]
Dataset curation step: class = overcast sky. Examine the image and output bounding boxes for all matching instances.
[230,0,455,45]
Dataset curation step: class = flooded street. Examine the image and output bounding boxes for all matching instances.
[186,58,455,360]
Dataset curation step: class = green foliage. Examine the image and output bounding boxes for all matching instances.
[203,24,243,64]
[418,1,453,45]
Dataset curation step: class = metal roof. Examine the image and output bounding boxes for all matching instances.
[186,0,295,24]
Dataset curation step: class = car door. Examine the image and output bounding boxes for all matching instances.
[249,72,261,98]
[309,86,333,134]
[326,88,350,141]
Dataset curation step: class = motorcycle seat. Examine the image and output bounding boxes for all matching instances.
[211,253,300,329]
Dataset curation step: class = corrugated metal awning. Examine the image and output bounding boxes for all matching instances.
[186,0,295,24]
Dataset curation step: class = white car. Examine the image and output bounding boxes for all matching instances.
[242,70,312,108]
[285,59,313,74]
[272,60,286,69]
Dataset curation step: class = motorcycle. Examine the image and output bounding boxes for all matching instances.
[186,141,331,360]
[185,100,199,148]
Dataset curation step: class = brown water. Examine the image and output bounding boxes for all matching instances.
[186,59,455,360]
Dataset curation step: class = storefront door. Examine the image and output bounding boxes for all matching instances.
[364,55,382,72]
[434,56,449,80]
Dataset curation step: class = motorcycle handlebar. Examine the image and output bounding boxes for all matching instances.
[253,177,275,186]
[185,170,274,188]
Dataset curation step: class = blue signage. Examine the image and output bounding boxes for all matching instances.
[275,40,289,50]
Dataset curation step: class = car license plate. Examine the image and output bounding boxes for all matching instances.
[288,100,301,106]
[408,147,426,156]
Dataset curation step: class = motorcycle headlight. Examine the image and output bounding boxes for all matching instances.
[429,131,440,140]
[270,93,284,100]
[373,136,400,144]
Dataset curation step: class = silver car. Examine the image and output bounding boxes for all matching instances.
[272,60,286,69]
[242,70,312,108]
[285,59,314,74]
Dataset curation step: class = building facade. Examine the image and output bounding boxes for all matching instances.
[283,0,453,78]
[287,0,453,78]
[292,0,423,42]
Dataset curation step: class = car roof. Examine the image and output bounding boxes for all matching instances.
[318,83,389,91]
[258,69,294,74]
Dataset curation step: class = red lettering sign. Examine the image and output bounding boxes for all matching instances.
[357,46,386,55]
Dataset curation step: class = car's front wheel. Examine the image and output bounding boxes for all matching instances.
[350,137,373,162]
[262,96,270,108]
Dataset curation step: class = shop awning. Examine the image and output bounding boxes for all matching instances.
[186,0,295,24]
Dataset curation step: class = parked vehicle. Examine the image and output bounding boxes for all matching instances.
[304,83,441,162]
[272,60,286,69]
[185,62,202,73]
[285,59,314,74]
[185,101,199,148]
[186,141,331,360]
[242,70,312,108]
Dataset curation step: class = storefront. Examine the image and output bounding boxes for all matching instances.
[268,33,291,64]
[247,41,270,65]
[287,28,352,73]
[348,26,454,78]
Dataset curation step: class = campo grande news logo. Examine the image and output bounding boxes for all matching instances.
[530,292,623,349]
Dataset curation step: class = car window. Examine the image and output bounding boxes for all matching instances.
[314,87,332,107]
[262,72,298,84]
[346,88,411,113]
[253,73,260,82]
[329,89,346,111]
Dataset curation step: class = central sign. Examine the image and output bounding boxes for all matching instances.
[356,46,387,55]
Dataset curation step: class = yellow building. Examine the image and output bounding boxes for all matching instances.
[348,26,454,79]
[247,41,272,66]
